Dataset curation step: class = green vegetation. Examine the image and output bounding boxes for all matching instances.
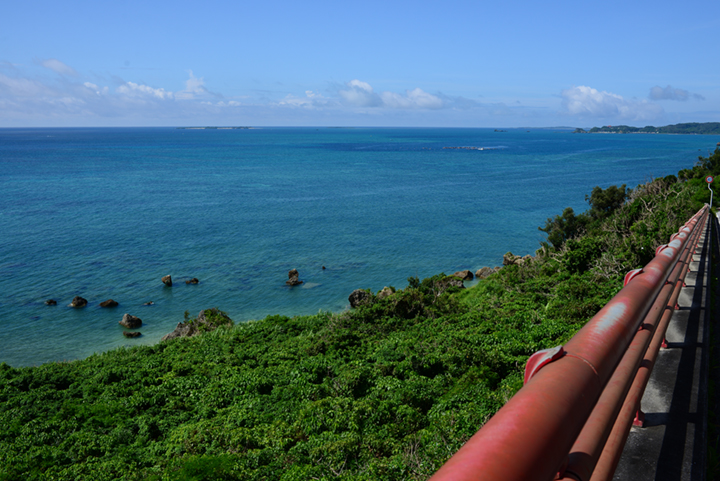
[1,151,717,480]
[574,122,720,134]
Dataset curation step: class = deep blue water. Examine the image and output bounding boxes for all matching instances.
[1,127,718,367]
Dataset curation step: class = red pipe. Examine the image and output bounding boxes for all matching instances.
[429,206,708,481]
[559,208,707,480]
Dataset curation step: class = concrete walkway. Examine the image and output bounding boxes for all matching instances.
[613,214,716,480]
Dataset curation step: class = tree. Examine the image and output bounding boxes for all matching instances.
[696,147,720,175]
[586,184,627,219]
[539,207,581,248]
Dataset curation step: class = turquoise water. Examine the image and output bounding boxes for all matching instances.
[1,127,718,367]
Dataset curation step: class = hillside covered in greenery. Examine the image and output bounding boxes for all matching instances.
[574,122,720,135]
[1,149,719,480]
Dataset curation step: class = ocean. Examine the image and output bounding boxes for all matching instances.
[1,127,718,367]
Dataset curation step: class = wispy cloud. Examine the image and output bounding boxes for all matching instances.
[175,70,222,100]
[277,90,333,109]
[36,58,79,77]
[0,73,54,97]
[560,85,664,122]
[381,88,444,109]
[649,85,705,101]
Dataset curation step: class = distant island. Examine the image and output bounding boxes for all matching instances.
[574,122,720,135]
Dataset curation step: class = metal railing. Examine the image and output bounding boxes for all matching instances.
[429,205,709,481]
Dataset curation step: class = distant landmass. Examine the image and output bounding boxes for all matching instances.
[574,122,720,135]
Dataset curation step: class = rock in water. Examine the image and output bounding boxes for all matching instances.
[286,269,303,286]
[123,331,141,338]
[162,275,172,287]
[69,296,88,308]
[185,277,199,284]
[453,270,474,281]
[45,299,57,306]
[100,299,118,308]
[119,313,142,329]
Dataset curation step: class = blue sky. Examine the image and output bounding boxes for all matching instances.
[1,0,719,127]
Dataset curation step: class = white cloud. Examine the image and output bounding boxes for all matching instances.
[185,71,204,93]
[339,80,445,110]
[83,82,109,95]
[175,70,216,100]
[0,73,53,97]
[38,58,78,77]
[215,100,241,107]
[339,80,382,107]
[381,88,444,109]
[277,90,333,109]
[561,85,663,121]
[49,96,85,108]
[649,85,704,101]
[116,81,173,100]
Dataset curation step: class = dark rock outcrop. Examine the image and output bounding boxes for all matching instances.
[162,321,194,341]
[123,331,141,338]
[185,278,200,284]
[119,314,142,329]
[161,275,172,287]
[503,252,534,266]
[453,270,474,281]
[69,296,88,308]
[348,289,372,308]
[161,308,233,342]
[45,299,57,306]
[286,269,303,286]
[503,252,522,266]
[100,299,118,308]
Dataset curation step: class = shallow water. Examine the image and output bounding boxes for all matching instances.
[1,127,717,367]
